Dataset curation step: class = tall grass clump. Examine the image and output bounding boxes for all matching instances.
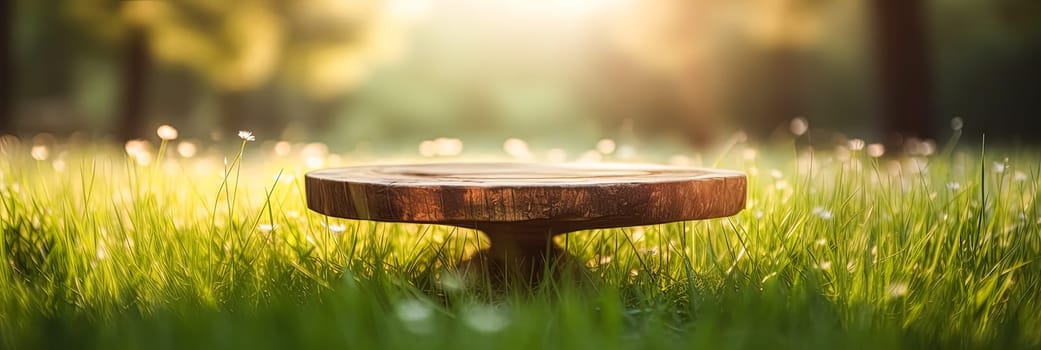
[0,129,1039,349]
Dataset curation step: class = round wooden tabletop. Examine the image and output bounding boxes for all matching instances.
[305,162,746,235]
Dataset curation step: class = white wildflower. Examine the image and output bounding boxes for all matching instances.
[1014,171,1028,182]
[503,138,530,158]
[237,130,255,141]
[418,140,437,157]
[819,261,832,270]
[667,154,690,166]
[587,255,613,267]
[742,148,758,161]
[993,162,1005,173]
[848,138,865,151]
[546,148,567,162]
[30,145,49,161]
[947,182,961,190]
[274,141,293,156]
[789,117,808,136]
[176,141,197,158]
[630,227,645,242]
[435,137,462,156]
[615,144,637,159]
[812,206,833,220]
[887,282,909,298]
[156,125,178,140]
[867,143,885,158]
[596,138,616,155]
[578,150,602,163]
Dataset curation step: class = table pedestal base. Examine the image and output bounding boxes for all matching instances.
[457,225,586,287]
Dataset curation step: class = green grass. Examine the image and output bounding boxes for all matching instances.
[1,134,1039,349]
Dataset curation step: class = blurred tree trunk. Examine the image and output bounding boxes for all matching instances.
[219,90,246,139]
[311,97,344,133]
[0,0,12,134]
[871,0,934,142]
[764,48,805,139]
[676,66,719,148]
[118,25,150,141]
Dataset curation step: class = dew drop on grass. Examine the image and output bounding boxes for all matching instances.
[395,299,434,334]
[438,271,466,291]
[463,305,509,333]
[761,271,778,284]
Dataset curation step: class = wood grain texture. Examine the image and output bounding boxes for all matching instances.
[305,162,746,236]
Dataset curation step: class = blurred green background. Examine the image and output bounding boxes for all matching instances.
[2,0,1039,151]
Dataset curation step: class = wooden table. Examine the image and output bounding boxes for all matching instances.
[306,162,746,284]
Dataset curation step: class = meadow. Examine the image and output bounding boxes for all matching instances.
[1,130,1038,349]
